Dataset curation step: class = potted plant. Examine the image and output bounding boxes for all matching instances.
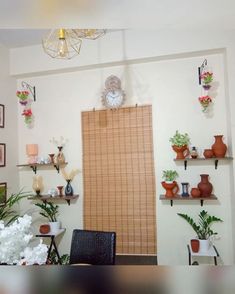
[161,170,179,197]
[198,95,212,113]
[170,130,190,159]
[177,210,223,252]
[35,202,60,233]
[16,90,30,105]
[200,71,213,90]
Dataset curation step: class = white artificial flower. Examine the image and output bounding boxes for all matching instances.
[0,214,48,265]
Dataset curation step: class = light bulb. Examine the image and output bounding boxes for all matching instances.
[58,38,68,58]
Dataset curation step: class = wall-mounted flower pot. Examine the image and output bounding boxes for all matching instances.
[190,239,200,253]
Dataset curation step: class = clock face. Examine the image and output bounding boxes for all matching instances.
[102,89,125,109]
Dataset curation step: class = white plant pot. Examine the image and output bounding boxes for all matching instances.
[199,239,211,252]
[49,221,61,233]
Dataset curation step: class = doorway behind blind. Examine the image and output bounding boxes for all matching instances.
[82,105,156,254]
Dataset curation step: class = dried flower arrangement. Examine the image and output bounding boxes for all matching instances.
[61,168,80,181]
[50,136,68,148]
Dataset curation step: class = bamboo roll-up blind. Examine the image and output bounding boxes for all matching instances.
[82,105,156,254]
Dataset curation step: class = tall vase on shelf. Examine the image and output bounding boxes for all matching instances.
[197,174,213,197]
[56,146,65,164]
[65,180,73,196]
[211,135,227,158]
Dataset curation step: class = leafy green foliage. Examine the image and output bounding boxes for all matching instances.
[170,130,190,147]
[35,202,59,222]
[162,170,178,181]
[177,210,223,239]
[0,189,30,226]
[48,249,70,265]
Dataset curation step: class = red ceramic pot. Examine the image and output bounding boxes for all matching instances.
[190,188,201,198]
[39,224,50,234]
[203,149,214,159]
[191,239,200,253]
[161,181,179,197]
[211,135,227,158]
[197,174,213,197]
[172,145,189,160]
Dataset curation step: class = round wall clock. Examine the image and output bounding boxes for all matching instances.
[101,75,125,109]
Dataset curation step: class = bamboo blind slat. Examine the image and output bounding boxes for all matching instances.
[82,105,156,254]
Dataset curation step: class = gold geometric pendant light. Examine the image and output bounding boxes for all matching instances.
[42,29,106,59]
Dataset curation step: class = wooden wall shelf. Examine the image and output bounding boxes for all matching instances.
[159,194,217,207]
[28,195,79,205]
[174,157,233,170]
[17,162,68,174]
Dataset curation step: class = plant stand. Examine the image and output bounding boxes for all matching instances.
[187,244,219,265]
[36,228,65,264]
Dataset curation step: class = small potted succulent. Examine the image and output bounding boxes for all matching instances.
[177,210,223,252]
[35,202,60,233]
[161,170,179,197]
[170,131,190,159]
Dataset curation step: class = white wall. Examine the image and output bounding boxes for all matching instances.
[9,30,235,264]
[0,45,19,196]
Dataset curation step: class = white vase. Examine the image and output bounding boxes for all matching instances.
[199,239,211,252]
[49,221,61,233]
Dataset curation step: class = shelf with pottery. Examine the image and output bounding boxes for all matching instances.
[17,162,68,174]
[28,194,79,206]
[159,194,217,207]
[174,157,233,170]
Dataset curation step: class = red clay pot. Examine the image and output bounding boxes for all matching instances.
[211,135,227,158]
[39,224,50,234]
[191,239,200,253]
[197,174,213,197]
[172,145,189,159]
[190,188,201,198]
[161,181,179,197]
[203,149,214,159]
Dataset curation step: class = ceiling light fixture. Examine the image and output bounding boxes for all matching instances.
[42,29,106,60]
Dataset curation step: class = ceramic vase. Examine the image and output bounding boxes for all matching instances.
[161,181,179,197]
[190,239,200,253]
[197,174,213,197]
[65,180,73,196]
[172,145,189,159]
[190,188,201,198]
[203,149,214,159]
[56,146,65,164]
[211,135,227,158]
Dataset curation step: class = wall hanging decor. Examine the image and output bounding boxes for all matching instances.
[0,104,5,128]
[0,143,6,167]
[0,182,7,206]
[16,81,36,127]
[198,59,214,113]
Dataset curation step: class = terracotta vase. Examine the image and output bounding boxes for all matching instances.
[197,174,213,197]
[172,145,189,159]
[211,135,227,158]
[190,188,201,198]
[39,224,50,234]
[203,149,214,159]
[161,181,179,197]
[190,239,200,253]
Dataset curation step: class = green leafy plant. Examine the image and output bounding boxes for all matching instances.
[47,249,70,265]
[0,189,30,226]
[35,202,59,222]
[177,210,223,240]
[170,130,190,147]
[162,170,178,182]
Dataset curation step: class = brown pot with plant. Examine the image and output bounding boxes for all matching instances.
[170,131,190,159]
[161,170,179,197]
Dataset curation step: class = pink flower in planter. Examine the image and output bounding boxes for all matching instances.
[198,95,212,112]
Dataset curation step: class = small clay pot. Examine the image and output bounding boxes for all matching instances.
[203,149,214,158]
[39,224,50,234]
[190,187,201,198]
[190,239,200,253]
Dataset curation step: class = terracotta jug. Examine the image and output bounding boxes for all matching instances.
[161,181,179,197]
[197,174,213,197]
[211,135,227,158]
[172,145,189,159]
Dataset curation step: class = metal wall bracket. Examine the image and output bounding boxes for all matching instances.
[198,59,207,85]
[21,81,36,101]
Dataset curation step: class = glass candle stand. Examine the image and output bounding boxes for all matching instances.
[181,182,189,197]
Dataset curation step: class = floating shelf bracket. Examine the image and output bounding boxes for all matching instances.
[21,81,36,101]
[30,165,37,174]
[53,164,60,173]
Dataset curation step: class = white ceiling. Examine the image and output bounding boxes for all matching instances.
[0,0,235,48]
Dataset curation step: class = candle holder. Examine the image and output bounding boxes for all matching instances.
[57,185,64,196]
[181,182,189,197]
[48,153,55,164]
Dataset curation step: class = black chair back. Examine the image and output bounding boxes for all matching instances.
[69,229,116,265]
